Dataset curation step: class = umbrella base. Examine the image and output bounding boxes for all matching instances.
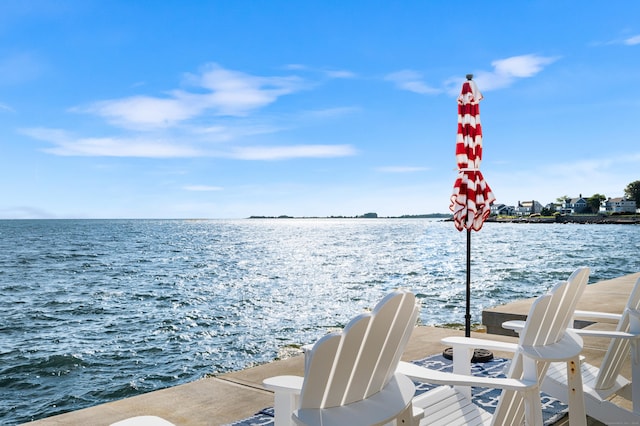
[442,347,494,363]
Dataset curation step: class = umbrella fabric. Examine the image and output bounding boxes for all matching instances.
[450,79,495,231]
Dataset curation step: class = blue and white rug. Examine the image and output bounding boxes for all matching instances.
[226,354,568,425]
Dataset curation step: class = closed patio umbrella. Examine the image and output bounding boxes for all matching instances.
[450,74,496,339]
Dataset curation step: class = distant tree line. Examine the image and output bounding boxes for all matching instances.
[539,180,640,216]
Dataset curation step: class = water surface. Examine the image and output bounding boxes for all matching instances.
[1,219,638,424]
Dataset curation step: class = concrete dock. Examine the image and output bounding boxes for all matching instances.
[26,272,640,426]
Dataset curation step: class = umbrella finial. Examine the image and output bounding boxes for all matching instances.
[466,74,473,80]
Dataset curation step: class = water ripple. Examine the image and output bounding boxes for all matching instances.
[0,219,638,424]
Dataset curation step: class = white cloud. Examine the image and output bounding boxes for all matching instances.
[624,35,640,45]
[282,64,356,79]
[22,127,201,157]
[21,127,357,160]
[324,69,357,79]
[81,95,199,129]
[0,102,14,112]
[284,64,308,70]
[75,63,305,129]
[188,122,283,142]
[385,70,441,95]
[230,144,357,160]
[376,166,428,173]
[47,137,201,158]
[304,106,360,118]
[389,56,557,96]
[473,54,559,91]
[183,185,223,191]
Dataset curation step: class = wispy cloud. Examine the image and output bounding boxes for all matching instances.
[183,185,223,191]
[230,144,357,160]
[21,128,202,157]
[22,62,361,160]
[593,34,640,46]
[304,106,360,119]
[22,127,357,160]
[324,69,357,79]
[624,35,640,45]
[74,63,306,130]
[283,64,357,79]
[468,54,559,92]
[384,70,441,95]
[376,166,428,173]
[187,121,284,142]
[0,102,14,112]
[388,54,558,96]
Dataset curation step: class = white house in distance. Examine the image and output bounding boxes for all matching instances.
[515,200,544,216]
[491,195,637,216]
[603,197,637,213]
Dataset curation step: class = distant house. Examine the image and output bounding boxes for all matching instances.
[603,197,637,214]
[545,203,560,213]
[491,203,515,216]
[515,200,543,216]
[561,195,588,214]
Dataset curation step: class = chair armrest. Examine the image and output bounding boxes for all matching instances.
[397,361,536,391]
[573,309,622,322]
[572,329,640,340]
[502,319,640,342]
[263,375,304,393]
[502,320,525,333]
[441,336,518,353]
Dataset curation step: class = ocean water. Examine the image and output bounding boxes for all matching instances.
[0,218,638,424]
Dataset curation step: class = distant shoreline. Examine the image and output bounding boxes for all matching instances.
[489,215,640,225]
[248,214,640,224]
[248,213,451,219]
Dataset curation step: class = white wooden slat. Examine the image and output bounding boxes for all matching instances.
[323,314,371,407]
[369,293,417,395]
[344,292,403,403]
[299,333,341,409]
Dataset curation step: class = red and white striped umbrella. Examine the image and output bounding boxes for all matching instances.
[450,77,495,231]
[448,76,496,341]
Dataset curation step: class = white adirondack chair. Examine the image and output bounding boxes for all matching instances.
[399,266,590,426]
[533,275,640,425]
[263,289,420,426]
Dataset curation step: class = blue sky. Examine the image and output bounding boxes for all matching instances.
[1,1,639,219]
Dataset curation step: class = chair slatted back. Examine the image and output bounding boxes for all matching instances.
[492,267,590,424]
[299,290,418,410]
[597,276,640,390]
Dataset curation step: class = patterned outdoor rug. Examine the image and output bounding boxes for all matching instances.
[225,354,569,425]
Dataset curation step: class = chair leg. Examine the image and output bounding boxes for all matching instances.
[565,356,586,426]
[394,402,421,426]
[452,345,473,400]
[273,391,298,426]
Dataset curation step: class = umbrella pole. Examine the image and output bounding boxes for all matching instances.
[466,229,471,338]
